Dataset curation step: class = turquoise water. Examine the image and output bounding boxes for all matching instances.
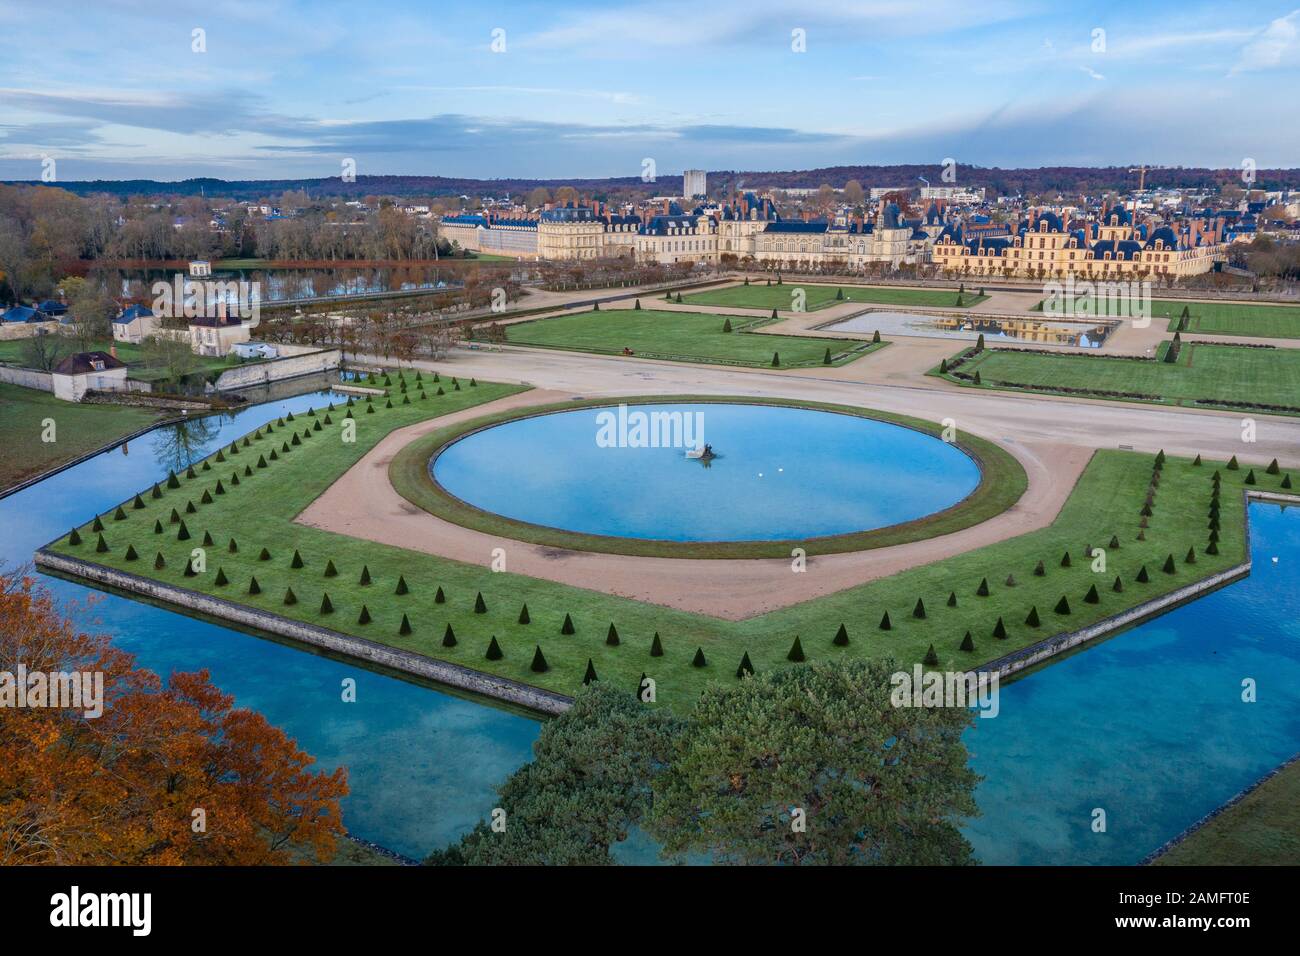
[432,403,982,541]
[3,389,1298,864]
[964,503,1300,864]
[0,392,540,861]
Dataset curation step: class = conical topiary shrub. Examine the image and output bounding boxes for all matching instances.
[960,631,975,652]
[947,591,957,607]
[913,598,926,619]
[442,624,456,647]
[787,636,805,662]
[992,618,1007,639]
[923,644,940,666]
[605,623,620,646]
[155,552,166,570]
[291,550,304,569]
[320,593,334,614]
[395,575,409,595]
[692,648,707,668]
[833,623,849,646]
[248,576,260,595]
[154,519,163,535]
[650,632,664,657]
[359,565,371,585]
[258,547,271,561]
[399,613,412,636]
[473,592,487,613]
[485,636,503,661]
[879,611,892,631]
[518,603,530,624]
[976,577,990,596]
[1060,551,1071,568]
[68,527,82,546]
[124,544,139,561]
[434,586,445,604]
[1136,564,1150,583]
[1026,606,1041,627]
[1084,583,1100,604]
[324,559,337,577]
[358,605,371,625]
[283,587,297,606]
[1162,554,1177,574]
[561,613,575,634]
[177,521,190,541]
[583,659,598,684]
[530,645,548,672]
[736,652,754,679]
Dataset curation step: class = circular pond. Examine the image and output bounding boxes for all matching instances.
[430,402,981,543]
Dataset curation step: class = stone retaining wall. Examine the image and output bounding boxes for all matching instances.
[209,348,341,393]
[0,364,54,391]
[33,548,571,716]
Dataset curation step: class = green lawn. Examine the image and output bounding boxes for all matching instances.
[1152,758,1300,865]
[49,368,1272,711]
[682,283,988,312]
[505,308,879,368]
[0,338,145,366]
[0,382,171,491]
[936,342,1300,412]
[1158,299,1300,339]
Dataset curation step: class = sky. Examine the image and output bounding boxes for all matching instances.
[0,0,1298,182]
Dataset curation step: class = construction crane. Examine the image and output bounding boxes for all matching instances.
[1127,164,1169,192]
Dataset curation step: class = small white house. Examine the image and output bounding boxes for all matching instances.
[189,260,212,277]
[232,341,278,360]
[52,350,128,401]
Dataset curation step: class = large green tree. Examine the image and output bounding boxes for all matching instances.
[426,684,677,866]
[649,659,980,865]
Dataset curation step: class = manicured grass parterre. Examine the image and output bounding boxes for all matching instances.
[934,341,1300,414]
[1157,299,1300,339]
[48,369,1275,711]
[1152,756,1300,865]
[682,283,987,312]
[505,307,880,368]
[0,382,171,492]
[391,396,1027,559]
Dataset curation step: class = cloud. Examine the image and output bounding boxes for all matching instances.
[1079,66,1105,80]
[1230,9,1300,74]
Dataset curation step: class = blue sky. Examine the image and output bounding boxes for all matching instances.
[1,0,1298,182]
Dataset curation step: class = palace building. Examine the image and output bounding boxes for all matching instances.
[931,205,1227,280]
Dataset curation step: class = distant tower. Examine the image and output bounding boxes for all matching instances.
[683,169,707,199]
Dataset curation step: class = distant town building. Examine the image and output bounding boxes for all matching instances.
[920,186,986,203]
[682,169,707,199]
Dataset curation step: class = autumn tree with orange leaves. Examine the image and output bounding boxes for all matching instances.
[0,571,348,865]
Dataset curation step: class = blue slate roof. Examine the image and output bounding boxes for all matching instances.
[113,304,155,324]
[763,220,830,234]
[2,305,44,323]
